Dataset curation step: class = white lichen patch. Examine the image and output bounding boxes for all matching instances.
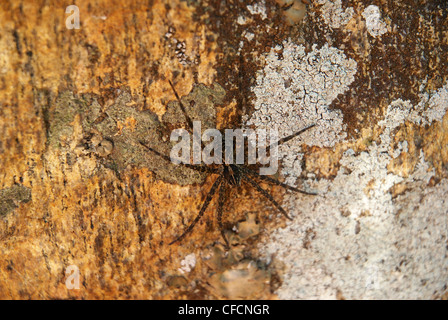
[247,0,268,20]
[244,31,255,42]
[420,83,448,124]
[362,5,388,38]
[258,81,448,299]
[245,40,357,183]
[178,253,196,274]
[380,82,448,127]
[262,178,448,299]
[317,0,354,29]
[237,15,248,25]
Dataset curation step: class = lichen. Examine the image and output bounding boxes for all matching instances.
[261,177,448,299]
[316,0,354,29]
[0,184,31,217]
[245,39,357,184]
[46,83,226,185]
[257,80,448,299]
[379,82,448,128]
[178,253,196,274]
[247,0,268,20]
[47,91,95,149]
[362,5,388,38]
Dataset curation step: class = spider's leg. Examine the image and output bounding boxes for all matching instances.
[169,175,223,245]
[168,80,195,133]
[139,141,218,174]
[239,166,316,195]
[241,173,292,220]
[217,182,229,248]
[168,80,205,150]
[270,123,316,147]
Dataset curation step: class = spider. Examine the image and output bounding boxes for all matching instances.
[139,80,316,247]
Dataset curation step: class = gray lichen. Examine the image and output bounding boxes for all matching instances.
[316,0,354,29]
[0,184,31,217]
[245,40,357,184]
[362,5,388,38]
[257,78,448,299]
[380,83,448,128]
[47,83,226,185]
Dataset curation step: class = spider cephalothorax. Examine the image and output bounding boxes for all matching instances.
[140,80,316,247]
[223,164,242,186]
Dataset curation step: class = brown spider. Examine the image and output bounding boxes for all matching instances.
[139,81,316,247]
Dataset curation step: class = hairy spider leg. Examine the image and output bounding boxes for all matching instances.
[169,175,223,245]
[269,123,316,149]
[168,80,195,132]
[138,141,218,174]
[238,123,317,195]
[217,182,229,248]
[239,166,317,195]
[144,83,317,246]
[168,80,206,151]
[241,172,292,220]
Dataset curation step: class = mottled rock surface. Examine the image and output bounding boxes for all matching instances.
[0,0,447,299]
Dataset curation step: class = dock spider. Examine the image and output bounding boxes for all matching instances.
[139,81,316,247]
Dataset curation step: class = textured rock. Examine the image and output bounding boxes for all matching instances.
[0,0,447,300]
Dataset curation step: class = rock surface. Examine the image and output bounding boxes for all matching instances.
[0,0,447,299]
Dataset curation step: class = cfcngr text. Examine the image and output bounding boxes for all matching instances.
[222,304,269,315]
